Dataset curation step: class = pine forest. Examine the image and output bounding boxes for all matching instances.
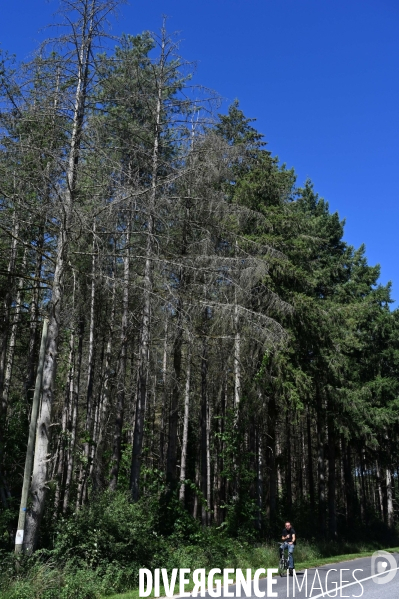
[0,1,398,596]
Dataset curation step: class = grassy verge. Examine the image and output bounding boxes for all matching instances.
[104,545,399,599]
[1,538,397,599]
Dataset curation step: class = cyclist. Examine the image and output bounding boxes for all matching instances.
[280,521,296,576]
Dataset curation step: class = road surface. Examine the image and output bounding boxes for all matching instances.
[172,552,399,599]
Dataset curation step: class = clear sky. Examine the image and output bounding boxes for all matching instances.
[1,0,398,304]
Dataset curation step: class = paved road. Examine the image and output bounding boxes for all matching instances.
[172,552,399,599]
[256,553,399,598]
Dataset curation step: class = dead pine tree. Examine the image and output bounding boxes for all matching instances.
[23,0,122,552]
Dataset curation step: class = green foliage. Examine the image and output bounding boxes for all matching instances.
[2,14,399,599]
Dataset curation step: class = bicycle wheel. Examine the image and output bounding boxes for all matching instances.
[278,557,285,577]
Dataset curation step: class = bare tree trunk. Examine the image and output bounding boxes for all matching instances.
[0,215,19,424]
[219,378,227,525]
[109,218,130,490]
[206,399,212,525]
[193,460,200,520]
[268,395,277,522]
[77,225,97,505]
[286,412,292,510]
[130,36,165,500]
[298,419,305,501]
[166,302,182,489]
[23,3,95,550]
[53,358,72,515]
[92,258,116,491]
[201,335,208,526]
[359,448,367,523]
[234,304,241,413]
[54,272,77,515]
[316,391,326,537]
[179,348,191,503]
[2,249,26,410]
[342,438,356,523]
[159,321,168,471]
[25,227,44,402]
[328,414,337,539]
[63,317,84,513]
[256,426,263,531]
[386,467,394,528]
[16,318,48,553]
[375,461,384,519]
[307,409,315,512]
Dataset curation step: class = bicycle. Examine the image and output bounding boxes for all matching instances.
[277,543,289,577]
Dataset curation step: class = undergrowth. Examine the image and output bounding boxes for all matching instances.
[0,491,396,599]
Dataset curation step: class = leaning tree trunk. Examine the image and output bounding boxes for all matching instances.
[23,4,95,551]
[15,318,48,554]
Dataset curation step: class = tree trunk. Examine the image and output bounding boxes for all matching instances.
[342,438,356,523]
[201,335,208,526]
[54,272,77,515]
[130,40,164,500]
[386,467,394,528]
[159,321,168,471]
[0,215,19,426]
[256,425,263,531]
[179,349,191,503]
[2,249,26,411]
[25,227,44,402]
[16,318,48,553]
[92,256,116,491]
[359,447,367,524]
[316,392,326,537]
[109,218,130,490]
[234,305,241,413]
[268,395,277,522]
[285,412,292,510]
[63,317,84,513]
[327,414,337,539]
[307,409,315,512]
[206,399,212,525]
[166,304,182,489]
[23,5,95,549]
[77,223,97,505]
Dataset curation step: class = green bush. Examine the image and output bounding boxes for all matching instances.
[2,489,396,599]
[52,491,166,576]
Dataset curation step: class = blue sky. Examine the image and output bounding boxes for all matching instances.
[1,0,398,304]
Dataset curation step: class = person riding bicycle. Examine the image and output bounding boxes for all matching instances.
[280,521,296,576]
